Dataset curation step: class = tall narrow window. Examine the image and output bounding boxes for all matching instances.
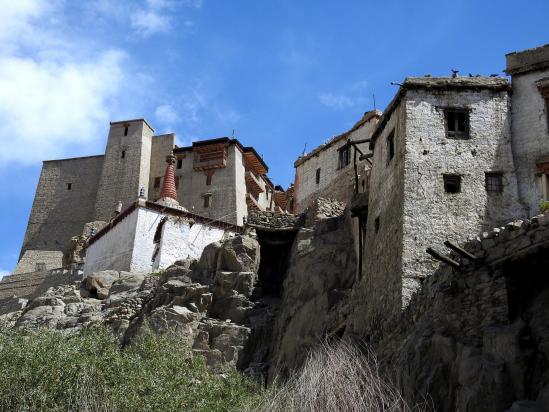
[203,194,211,208]
[387,131,395,164]
[338,144,351,169]
[124,126,129,136]
[445,109,469,139]
[176,159,183,169]
[443,174,461,193]
[154,177,161,189]
[206,173,213,186]
[374,216,380,234]
[316,168,321,184]
[67,183,72,190]
[175,176,180,188]
[485,172,503,193]
[121,150,125,159]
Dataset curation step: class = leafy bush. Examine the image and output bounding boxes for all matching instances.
[0,326,260,411]
[541,201,549,214]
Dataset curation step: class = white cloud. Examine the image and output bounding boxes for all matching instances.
[130,0,202,37]
[319,81,370,110]
[131,9,171,36]
[0,0,127,166]
[319,92,355,109]
[0,270,9,281]
[155,104,180,128]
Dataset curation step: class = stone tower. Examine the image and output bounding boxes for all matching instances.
[93,119,154,221]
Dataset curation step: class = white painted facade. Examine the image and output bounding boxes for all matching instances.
[294,111,380,212]
[84,203,236,275]
[506,45,549,217]
[153,215,230,270]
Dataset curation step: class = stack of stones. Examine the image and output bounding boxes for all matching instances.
[246,210,303,230]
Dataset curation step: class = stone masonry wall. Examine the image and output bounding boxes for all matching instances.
[19,155,104,261]
[294,114,378,212]
[509,68,549,217]
[375,213,549,411]
[349,103,406,339]
[174,145,241,225]
[400,87,523,305]
[94,120,153,221]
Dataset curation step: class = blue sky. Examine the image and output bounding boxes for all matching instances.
[0,0,548,276]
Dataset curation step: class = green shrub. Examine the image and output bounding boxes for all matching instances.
[0,326,261,411]
[541,201,549,214]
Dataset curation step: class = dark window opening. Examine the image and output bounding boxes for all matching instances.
[374,216,380,234]
[316,168,321,185]
[35,262,46,272]
[338,144,351,169]
[203,194,211,208]
[154,177,161,189]
[486,172,503,193]
[206,173,212,186]
[124,126,129,136]
[256,230,297,297]
[175,176,180,188]
[121,150,125,159]
[176,159,182,169]
[387,131,395,164]
[443,174,462,193]
[67,183,72,190]
[445,109,469,139]
[153,217,167,244]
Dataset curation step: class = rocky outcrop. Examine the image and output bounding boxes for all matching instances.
[6,234,263,373]
[365,214,549,412]
[268,205,356,379]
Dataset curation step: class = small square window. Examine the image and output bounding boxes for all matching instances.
[67,183,72,190]
[35,262,46,271]
[203,194,211,208]
[338,144,351,169]
[154,177,161,189]
[124,126,129,136]
[316,168,321,185]
[387,131,395,164]
[443,174,461,193]
[374,216,380,234]
[445,109,469,139]
[176,159,182,169]
[121,150,125,159]
[485,172,503,193]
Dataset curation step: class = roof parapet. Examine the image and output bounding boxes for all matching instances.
[506,44,549,76]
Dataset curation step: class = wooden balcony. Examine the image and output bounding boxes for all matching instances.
[246,193,264,211]
[245,171,264,196]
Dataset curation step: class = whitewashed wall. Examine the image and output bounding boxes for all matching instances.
[153,215,231,270]
[84,206,234,275]
[83,209,139,275]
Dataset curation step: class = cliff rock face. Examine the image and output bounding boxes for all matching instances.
[267,205,356,379]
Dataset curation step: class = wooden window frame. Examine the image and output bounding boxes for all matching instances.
[485,172,503,193]
[338,143,351,169]
[444,108,470,140]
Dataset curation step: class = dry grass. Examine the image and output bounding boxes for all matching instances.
[248,339,430,412]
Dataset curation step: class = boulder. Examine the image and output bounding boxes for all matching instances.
[217,236,260,273]
[109,272,146,295]
[82,271,120,299]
